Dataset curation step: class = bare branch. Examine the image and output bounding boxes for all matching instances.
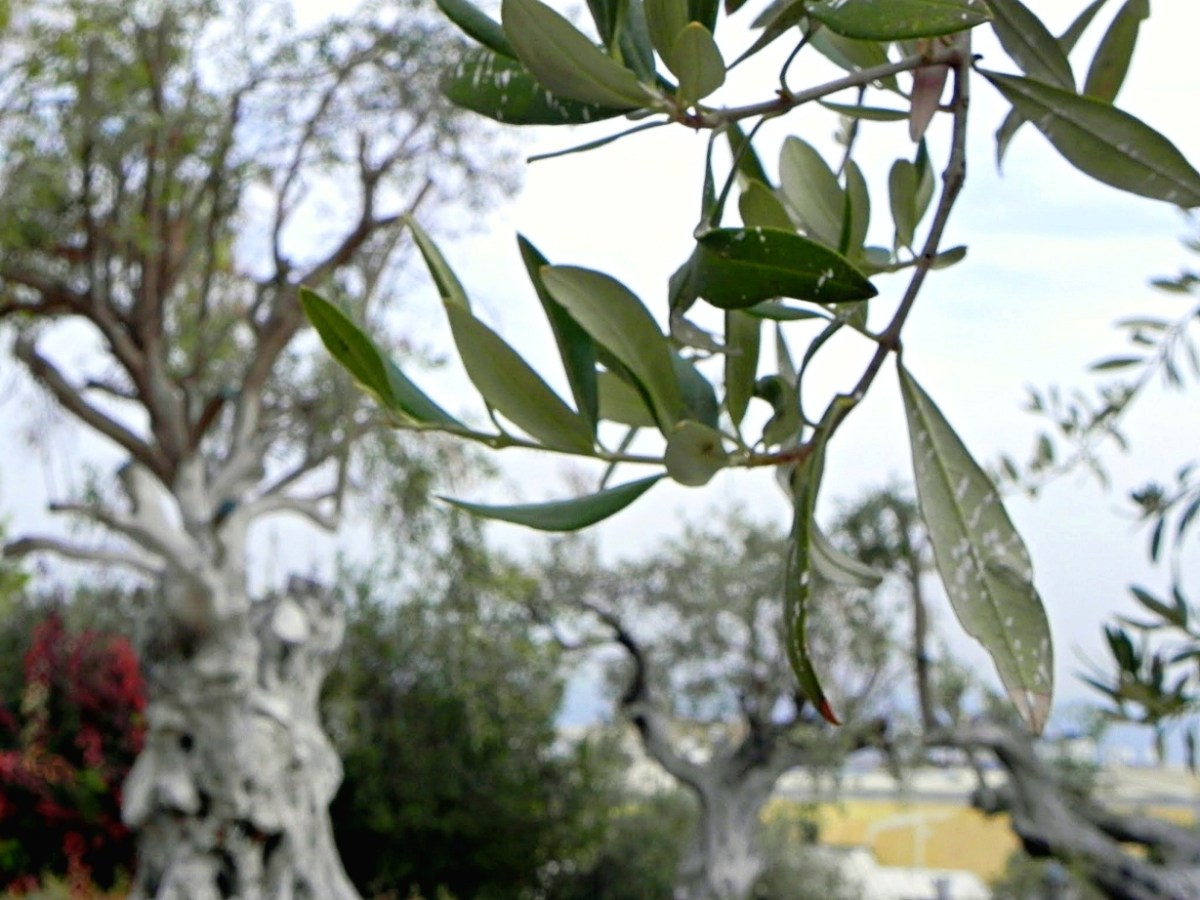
[14,337,172,481]
[4,535,162,578]
[244,492,339,531]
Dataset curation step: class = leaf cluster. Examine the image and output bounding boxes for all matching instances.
[305,0,1200,733]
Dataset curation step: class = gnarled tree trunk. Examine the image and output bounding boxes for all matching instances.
[123,578,357,900]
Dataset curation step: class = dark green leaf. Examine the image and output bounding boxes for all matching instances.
[732,0,807,67]
[693,227,877,309]
[808,0,990,41]
[443,49,629,125]
[586,0,621,47]
[984,0,1073,89]
[620,0,660,82]
[784,430,840,724]
[442,475,665,530]
[724,310,761,426]
[1083,0,1149,103]
[542,266,684,431]
[664,421,728,486]
[518,235,599,433]
[983,70,1200,208]
[502,0,650,107]
[673,354,721,428]
[900,363,1054,734]
[300,288,462,428]
[755,374,801,446]
[435,0,517,57]
[689,0,720,33]
[1089,355,1144,371]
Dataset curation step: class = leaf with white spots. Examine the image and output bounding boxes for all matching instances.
[899,364,1054,734]
[443,48,630,125]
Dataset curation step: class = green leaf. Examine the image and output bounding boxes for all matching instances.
[689,0,720,33]
[442,475,665,531]
[598,369,659,426]
[984,0,1073,89]
[784,430,840,724]
[645,0,690,60]
[435,0,517,57]
[779,137,843,248]
[673,354,721,428]
[726,121,770,185]
[809,29,899,92]
[733,0,808,67]
[619,0,660,82]
[843,159,870,262]
[994,0,1109,167]
[300,288,462,428]
[982,71,1200,208]
[443,302,595,453]
[1083,0,1149,103]
[1089,355,1143,371]
[502,0,651,108]
[811,525,883,589]
[693,228,877,309]
[518,235,599,433]
[542,266,685,431]
[739,180,794,231]
[668,23,726,104]
[664,420,729,486]
[818,100,909,121]
[586,0,622,47]
[406,217,471,307]
[888,159,919,250]
[930,244,968,269]
[899,364,1053,734]
[724,310,760,426]
[754,374,801,446]
[743,301,828,321]
[443,49,629,126]
[808,0,990,41]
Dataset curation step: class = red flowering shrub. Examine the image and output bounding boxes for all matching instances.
[0,613,146,892]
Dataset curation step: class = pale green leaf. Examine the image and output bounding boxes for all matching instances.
[984,0,1073,89]
[818,100,909,121]
[738,180,794,231]
[811,525,883,589]
[844,159,870,262]
[406,216,470,307]
[443,302,595,453]
[889,159,918,249]
[899,364,1053,734]
[983,70,1200,208]
[542,266,685,431]
[668,23,727,104]
[779,137,843,248]
[645,0,690,61]
[673,353,721,429]
[808,0,990,41]
[502,0,650,107]
[598,369,658,427]
[442,475,665,530]
[664,420,728,486]
[724,310,761,426]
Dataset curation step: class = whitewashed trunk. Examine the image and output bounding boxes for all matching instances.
[121,577,360,900]
[674,783,770,900]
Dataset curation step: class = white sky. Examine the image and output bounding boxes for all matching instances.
[4,1,1200,739]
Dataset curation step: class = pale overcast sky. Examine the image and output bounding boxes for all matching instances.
[3,2,1200,736]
